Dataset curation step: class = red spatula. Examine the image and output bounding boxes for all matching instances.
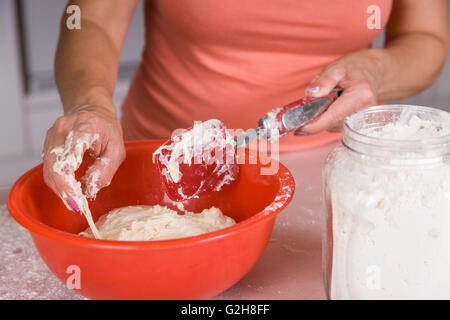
[154,88,342,201]
[153,119,239,201]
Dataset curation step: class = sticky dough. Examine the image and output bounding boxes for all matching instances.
[50,130,102,239]
[152,119,237,192]
[79,205,236,241]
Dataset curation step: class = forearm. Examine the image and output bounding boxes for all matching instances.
[55,18,119,116]
[54,0,138,116]
[372,0,449,101]
[374,33,449,101]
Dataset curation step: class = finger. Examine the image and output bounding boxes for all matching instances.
[42,117,70,161]
[72,117,105,156]
[300,88,370,134]
[43,151,83,214]
[52,129,100,175]
[44,126,99,212]
[305,66,346,98]
[42,125,82,213]
[82,135,125,198]
[327,121,345,133]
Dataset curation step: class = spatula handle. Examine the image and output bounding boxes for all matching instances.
[259,87,343,137]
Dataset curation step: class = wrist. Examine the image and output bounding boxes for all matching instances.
[363,48,393,99]
[66,87,117,119]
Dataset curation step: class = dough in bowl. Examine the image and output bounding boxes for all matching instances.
[79,205,235,241]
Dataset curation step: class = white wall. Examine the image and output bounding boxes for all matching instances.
[21,0,144,92]
[372,28,450,108]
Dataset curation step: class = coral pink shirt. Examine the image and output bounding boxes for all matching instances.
[121,0,392,151]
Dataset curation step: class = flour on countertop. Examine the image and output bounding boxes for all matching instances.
[0,204,86,300]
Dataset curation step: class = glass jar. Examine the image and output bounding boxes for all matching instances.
[323,105,450,299]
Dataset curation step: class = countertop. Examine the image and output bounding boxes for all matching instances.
[0,141,338,300]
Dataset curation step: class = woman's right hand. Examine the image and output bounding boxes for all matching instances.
[42,103,126,213]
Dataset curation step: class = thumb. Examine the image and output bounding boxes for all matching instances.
[305,66,345,98]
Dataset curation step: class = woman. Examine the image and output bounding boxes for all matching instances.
[43,0,448,210]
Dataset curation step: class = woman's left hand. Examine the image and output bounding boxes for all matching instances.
[296,49,385,134]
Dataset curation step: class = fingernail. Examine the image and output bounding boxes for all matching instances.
[294,131,309,137]
[65,197,81,214]
[305,84,320,96]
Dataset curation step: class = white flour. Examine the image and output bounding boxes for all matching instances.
[329,112,450,299]
[79,205,236,241]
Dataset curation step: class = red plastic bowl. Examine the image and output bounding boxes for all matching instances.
[7,140,294,300]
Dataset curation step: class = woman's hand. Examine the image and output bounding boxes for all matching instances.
[296,49,385,135]
[42,103,125,213]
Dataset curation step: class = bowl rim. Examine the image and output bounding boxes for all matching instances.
[7,140,295,250]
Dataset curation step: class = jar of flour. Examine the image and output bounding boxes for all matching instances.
[323,105,450,299]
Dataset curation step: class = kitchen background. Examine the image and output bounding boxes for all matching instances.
[1,0,449,187]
